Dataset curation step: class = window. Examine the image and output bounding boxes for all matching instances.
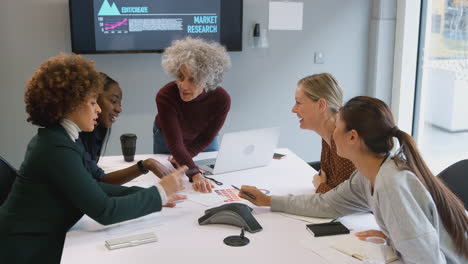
[414,0,468,174]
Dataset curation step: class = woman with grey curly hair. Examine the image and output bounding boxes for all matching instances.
[153,37,231,193]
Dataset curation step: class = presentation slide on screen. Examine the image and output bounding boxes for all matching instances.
[93,0,221,51]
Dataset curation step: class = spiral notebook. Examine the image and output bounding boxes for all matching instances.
[331,235,399,263]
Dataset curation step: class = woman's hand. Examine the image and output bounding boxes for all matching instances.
[355,230,387,240]
[192,173,214,193]
[159,166,187,197]
[168,155,180,168]
[143,158,172,178]
[312,170,327,189]
[238,185,271,206]
[163,193,187,208]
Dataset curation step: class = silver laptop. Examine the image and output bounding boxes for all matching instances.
[195,127,280,174]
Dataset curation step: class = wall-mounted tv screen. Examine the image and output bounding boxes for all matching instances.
[69,0,243,54]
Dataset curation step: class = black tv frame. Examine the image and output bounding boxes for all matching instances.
[69,0,243,54]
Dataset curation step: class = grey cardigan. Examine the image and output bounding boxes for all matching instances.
[271,157,465,264]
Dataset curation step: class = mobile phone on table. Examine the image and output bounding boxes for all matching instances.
[105,232,158,250]
[273,153,286,159]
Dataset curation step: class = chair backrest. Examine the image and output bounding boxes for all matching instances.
[437,159,468,209]
[0,155,17,206]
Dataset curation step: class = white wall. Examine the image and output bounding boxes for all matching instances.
[0,0,372,168]
[367,0,397,103]
[392,0,421,134]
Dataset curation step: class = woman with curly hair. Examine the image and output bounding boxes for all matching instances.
[0,53,186,263]
[79,73,171,185]
[153,37,231,193]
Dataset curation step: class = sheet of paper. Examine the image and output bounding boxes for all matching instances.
[214,188,242,203]
[185,191,225,207]
[299,238,361,264]
[269,1,303,30]
[104,219,163,236]
[331,235,399,263]
[279,212,333,223]
[67,214,165,246]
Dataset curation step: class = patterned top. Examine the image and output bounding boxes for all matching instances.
[316,137,355,193]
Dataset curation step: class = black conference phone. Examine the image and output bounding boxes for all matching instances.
[198,203,263,233]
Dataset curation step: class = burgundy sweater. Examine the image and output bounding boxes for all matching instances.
[155,81,231,178]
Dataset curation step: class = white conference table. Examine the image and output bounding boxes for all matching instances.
[62,148,402,264]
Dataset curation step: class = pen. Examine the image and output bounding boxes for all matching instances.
[231,185,256,200]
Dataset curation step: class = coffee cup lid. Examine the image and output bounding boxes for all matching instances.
[120,133,137,139]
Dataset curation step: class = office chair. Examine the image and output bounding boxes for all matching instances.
[437,159,468,209]
[0,155,17,206]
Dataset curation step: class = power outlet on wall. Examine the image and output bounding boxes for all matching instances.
[314,52,325,64]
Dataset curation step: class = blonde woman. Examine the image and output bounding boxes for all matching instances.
[292,73,355,193]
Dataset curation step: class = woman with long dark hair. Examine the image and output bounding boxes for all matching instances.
[79,73,171,185]
[239,96,467,263]
[79,73,119,163]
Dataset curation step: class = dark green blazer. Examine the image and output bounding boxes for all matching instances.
[0,126,163,263]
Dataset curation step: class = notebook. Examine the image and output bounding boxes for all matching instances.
[331,235,399,263]
[306,222,350,237]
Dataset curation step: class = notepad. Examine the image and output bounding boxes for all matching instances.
[331,235,399,263]
[306,222,350,237]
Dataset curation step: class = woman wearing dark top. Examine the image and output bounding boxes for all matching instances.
[79,73,171,185]
[153,37,231,193]
[0,54,187,263]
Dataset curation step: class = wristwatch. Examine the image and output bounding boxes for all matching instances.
[137,160,149,174]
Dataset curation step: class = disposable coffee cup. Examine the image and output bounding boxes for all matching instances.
[120,133,137,162]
